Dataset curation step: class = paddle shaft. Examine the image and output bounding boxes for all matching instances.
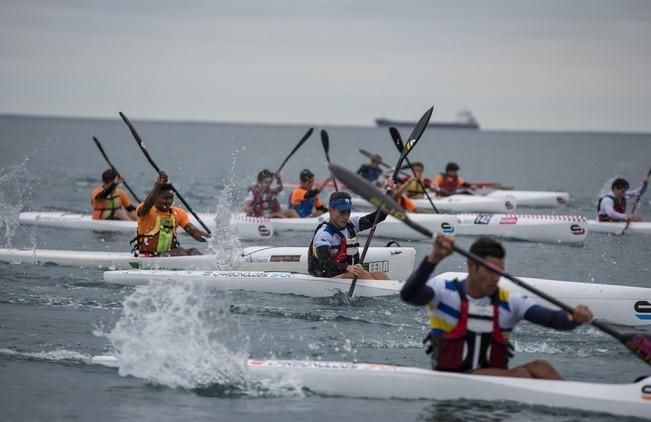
[321,130,339,192]
[92,137,141,202]
[347,107,434,297]
[389,127,439,214]
[275,127,314,175]
[621,167,651,235]
[118,112,212,234]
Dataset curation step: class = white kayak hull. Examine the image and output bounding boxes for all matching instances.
[90,355,650,418]
[18,212,274,241]
[0,246,416,280]
[481,190,570,208]
[102,269,651,325]
[352,195,517,213]
[588,220,651,235]
[103,270,406,298]
[438,272,651,327]
[235,212,458,240]
[455,214,588,243]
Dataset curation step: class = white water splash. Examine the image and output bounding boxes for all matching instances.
[0,157,34,247]
[96,280,250,389]
[207,149,242,270]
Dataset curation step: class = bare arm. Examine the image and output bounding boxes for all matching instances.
[138,172,167,217]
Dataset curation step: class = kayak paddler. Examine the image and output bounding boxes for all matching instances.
[356,154,384,184]
[243,169,298,218]
[288,169,331,218]
[431,162,470,197]
[402,162,430,199]
[401,234,593,379]
[308,189,393,280]
[597,177,648,222]
[91,169,137,221]
[132,172,209,257]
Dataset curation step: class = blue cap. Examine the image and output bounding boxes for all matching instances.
[329,197,352,211]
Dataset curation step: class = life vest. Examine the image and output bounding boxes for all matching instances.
[597,194,626,222]
[248,185,277,217]
[307,221,360,277]
[405,178,426,197]
[425,280,511,372]
[92,190,121,220]
[289,189,316,218]
[132,212,180,256]
[437,173,461,195]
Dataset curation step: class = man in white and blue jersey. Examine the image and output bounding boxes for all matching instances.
[308,191,389,280]
[401,234,593,380]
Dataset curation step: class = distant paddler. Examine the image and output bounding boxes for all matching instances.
[392,177,432,213]
[597,177,649,222]
[243,169,298,218]
[132,172,209,257]
[431,162,470,197]
[356,153,384,184]
[308,190,392,280]
[401,161,430,199]
[91,169,137,221]
[401,234,593,379]
[288,169,331,218]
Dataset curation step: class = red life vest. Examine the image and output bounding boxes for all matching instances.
[437,173,461,194]
[430,281,511,372]
[597,194,626,222]
[307,221,360,277]
[247,185,279,217]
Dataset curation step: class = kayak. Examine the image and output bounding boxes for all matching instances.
[455,214,588,243]
[103,270,405,298]
[18,211,457,242]
[18,212,274,241]
[0,246,416,280]
[480,190,570,208]
[587,220,651,235]
[90,355,650,418]
[351,195,517,213]
[102,269,651,326]
[261,212,458,240]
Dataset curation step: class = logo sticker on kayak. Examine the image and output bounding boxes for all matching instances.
[641,384,651,400]
[441,222,455,234]
[258,225,272,237]
[365,260,389,273]
[269,255,301,262]
[499,215,518,225]
[474,214,491,225]
[635,301,651,320]
[570,224,586,235]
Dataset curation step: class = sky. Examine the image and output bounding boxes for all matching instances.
[1,0,651,132]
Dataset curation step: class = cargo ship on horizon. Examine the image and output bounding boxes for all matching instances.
[376,109,480,130]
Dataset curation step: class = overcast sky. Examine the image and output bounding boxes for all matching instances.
[1,0,650,132]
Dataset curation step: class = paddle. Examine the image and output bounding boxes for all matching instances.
[330,163,651,366]
[389,127,439,214]
[346,106,434,298]
[118,112,212,235]
[621,167,651,235]
[92,136,141,202]
[320,130,339,192]
[275,128,314,174]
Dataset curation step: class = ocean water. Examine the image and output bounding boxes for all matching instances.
[0,114,650,421]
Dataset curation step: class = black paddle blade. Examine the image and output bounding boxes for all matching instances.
[329,164,432,238]
[276,127,314,173]
[321,129,330,154]
[392,107,433,179]
[623,333,651,366]
[389,127,404,152]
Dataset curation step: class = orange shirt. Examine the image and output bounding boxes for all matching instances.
[290,187,324,208]
[136,204,191,235]
[91,186,132,219]
[432,174,465,188]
